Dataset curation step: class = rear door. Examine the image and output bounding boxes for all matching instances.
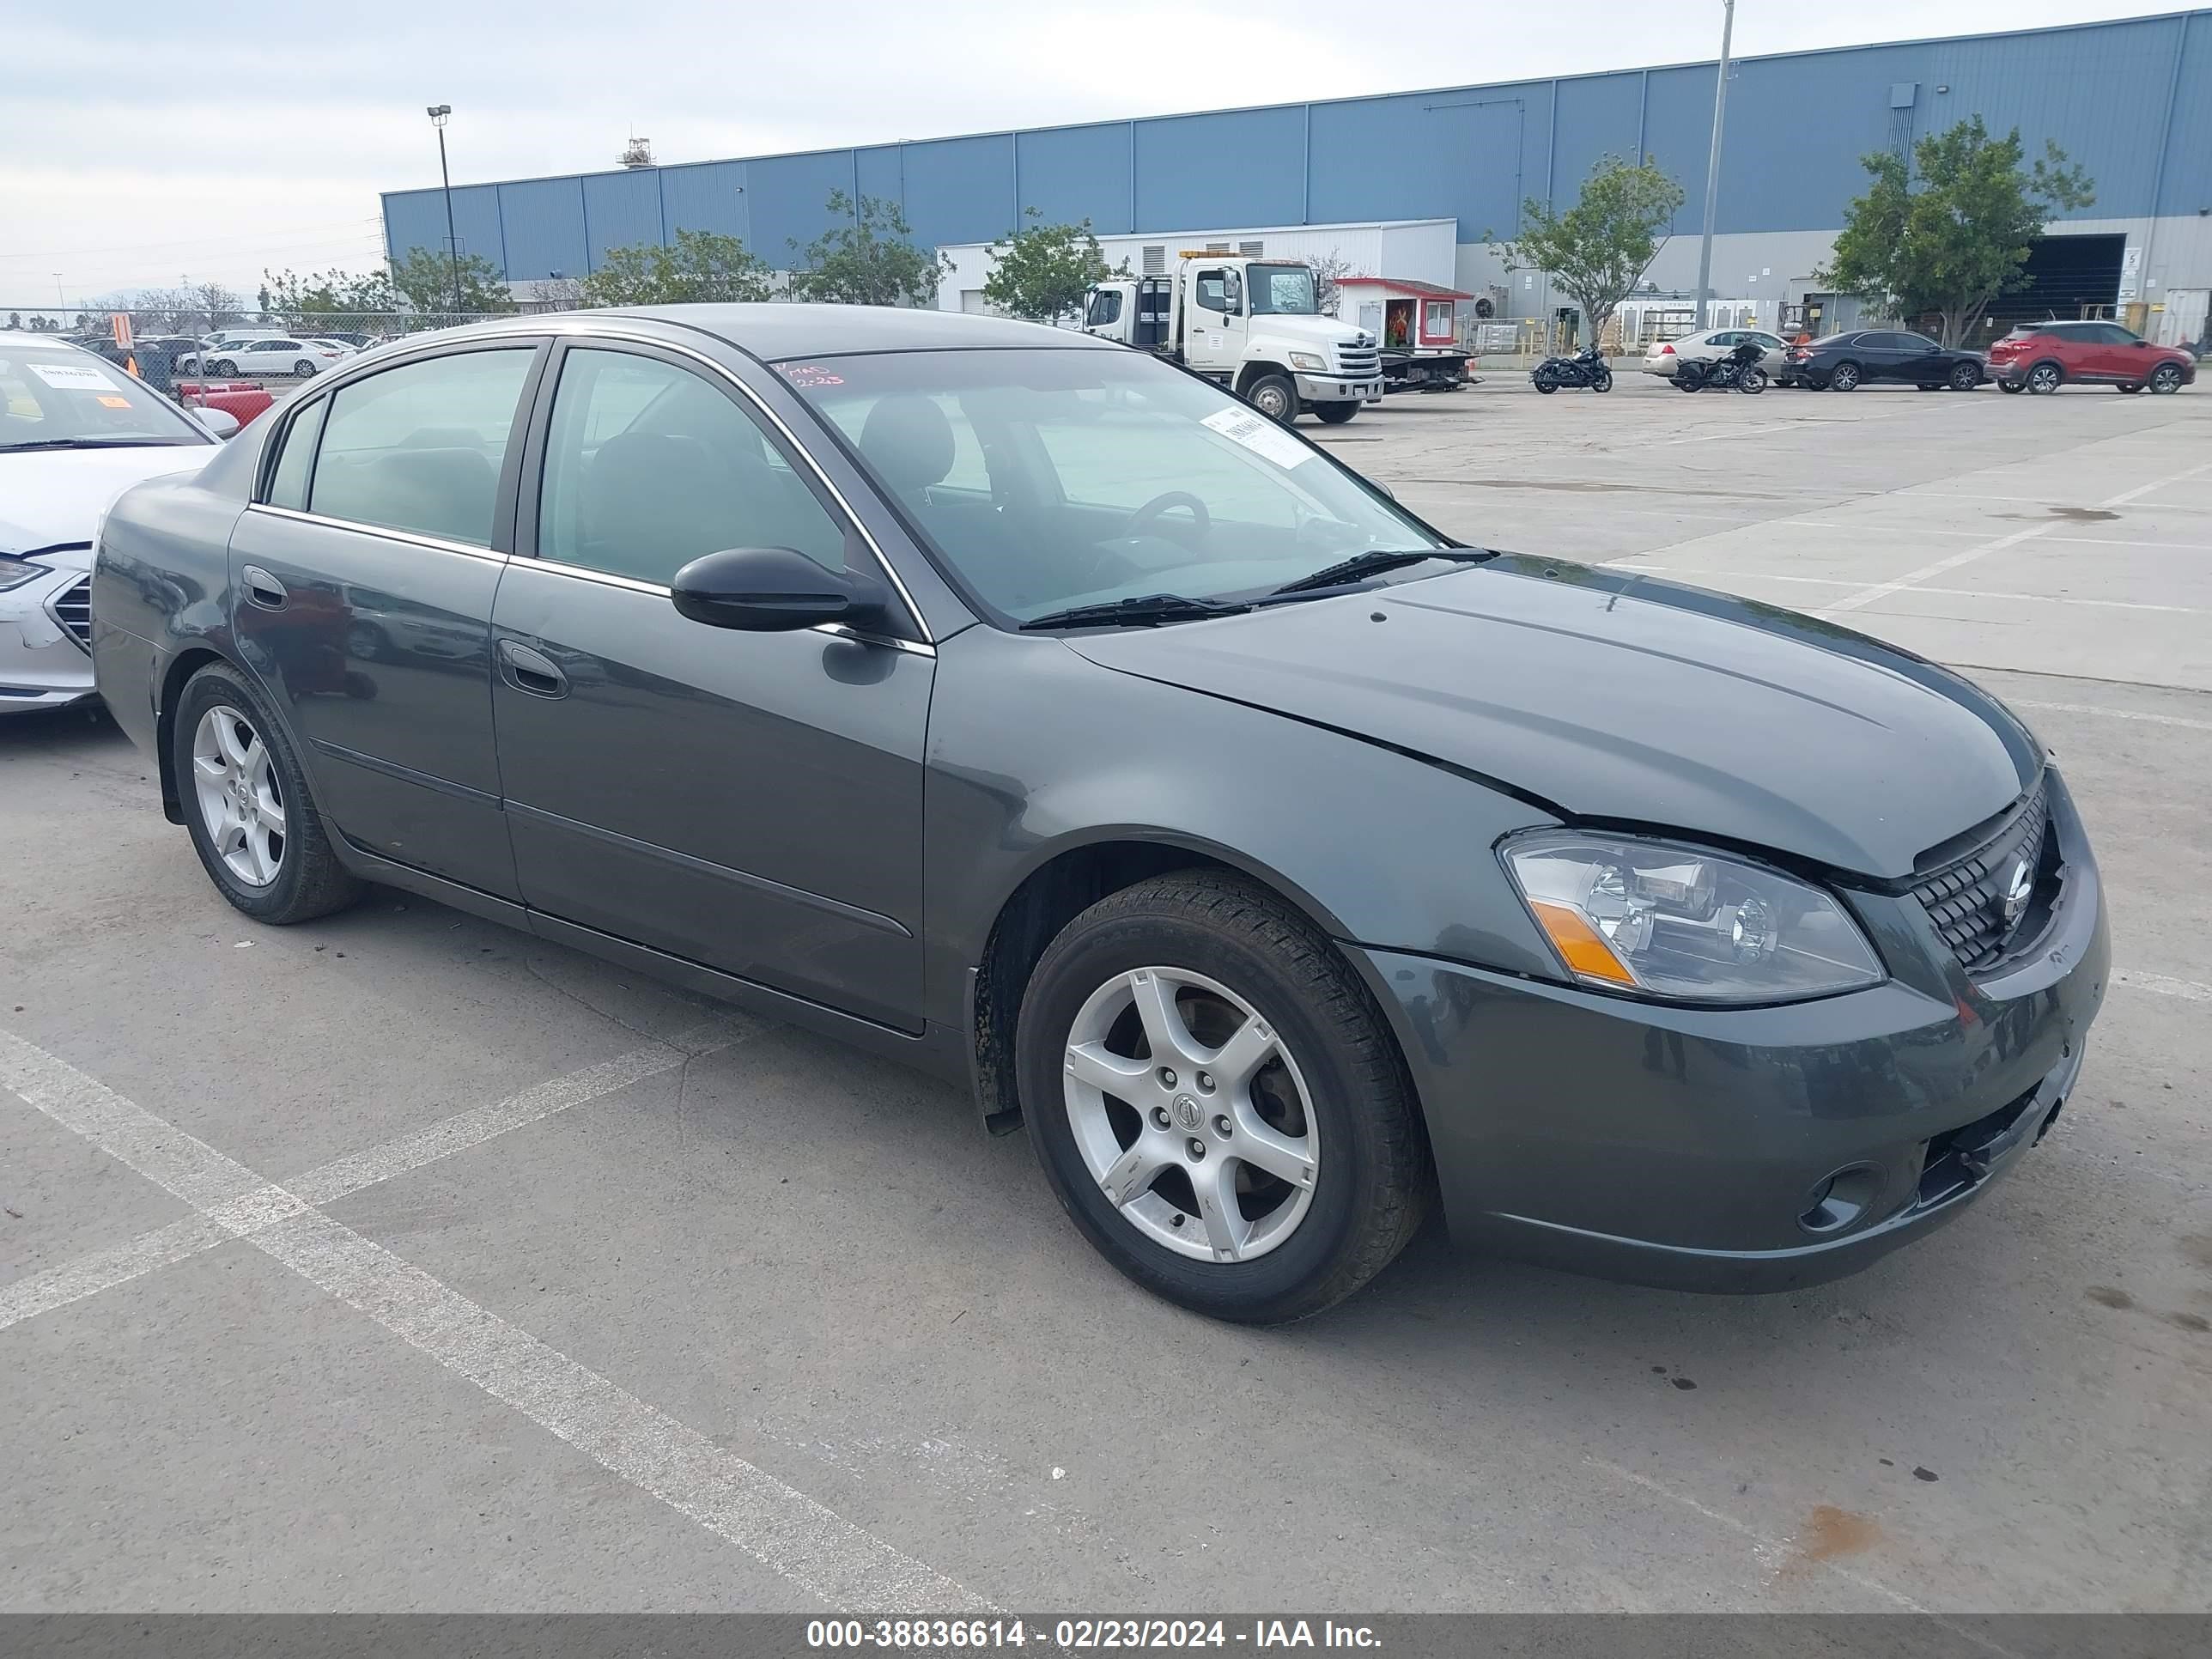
[489,337,933,1030]
[228,338,547,899]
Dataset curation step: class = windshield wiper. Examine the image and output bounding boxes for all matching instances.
[2,437,182,453]
[1019,592,1252,631]
[1267,547,1494,598]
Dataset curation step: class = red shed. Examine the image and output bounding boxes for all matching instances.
[1335,276,1472,349]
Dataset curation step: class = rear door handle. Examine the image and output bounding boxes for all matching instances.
[240,565,287,610]
[498,637,568,698]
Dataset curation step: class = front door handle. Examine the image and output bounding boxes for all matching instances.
[240,565,287,610]
[498,637,568,698]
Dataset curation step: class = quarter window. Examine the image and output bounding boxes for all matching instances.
[264,397,327,510]
[307,349,534,546]
[536,348,847,585]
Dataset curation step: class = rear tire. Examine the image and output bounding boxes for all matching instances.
[2027,361,2063,394]
[1245,373,1297,423]
[173,663,362,925]
[1018,871,1430,1325]
[294,359,315,377]
[1827,361,1863,392]
[1314,402,1359,423]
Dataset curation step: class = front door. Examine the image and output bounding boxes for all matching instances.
[489,340,933,1030]
[228,339,544,898]
[1186,265,1245,373]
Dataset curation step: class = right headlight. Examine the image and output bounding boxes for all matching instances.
[1287,351,1328,371]
[0,556,54,593]
[1501,830,1884,1004]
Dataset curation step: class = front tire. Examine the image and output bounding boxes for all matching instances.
[1999,380,2026,393]
[2148,364,2185,394]
[1737,368,1766,394]
[1314,402,1359,424]
[1245,373,1297,423]
[1592,368,1613,392]
[211,359,236,376]
[173,663,362,924]
[1948,362,1981,391]
[1018,872,1429,1324]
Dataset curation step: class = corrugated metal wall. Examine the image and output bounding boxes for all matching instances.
[383,11,2210,283]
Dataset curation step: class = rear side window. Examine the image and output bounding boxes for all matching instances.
[265,397,327,510]
[307,349,533,546]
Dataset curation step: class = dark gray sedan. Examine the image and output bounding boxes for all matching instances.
[91,306,2108,1322]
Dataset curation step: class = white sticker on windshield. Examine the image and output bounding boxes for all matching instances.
[29,362,115,392]
[1201,405,1312,469]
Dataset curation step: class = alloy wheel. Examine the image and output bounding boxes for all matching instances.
[2149,365,2183,394]
[1829,362,1861,392]
[2029,363,2061,393]
[191,705,286,887]
[1061,966,1318,1264]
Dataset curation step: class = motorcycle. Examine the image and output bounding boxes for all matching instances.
[1531,346,1612,393]
[1674,338,1768,393]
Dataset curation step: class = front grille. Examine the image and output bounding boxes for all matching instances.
[47,577,93,653]
[1908,787,2053,973]
[1336,346,1382,376]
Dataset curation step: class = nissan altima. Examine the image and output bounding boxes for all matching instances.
[90,307,2108,1323]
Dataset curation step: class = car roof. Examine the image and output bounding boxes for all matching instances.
[398,303,1121,362]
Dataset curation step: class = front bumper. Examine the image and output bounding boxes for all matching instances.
[1296,373,1385,404]
[1358,774,2110,1292]
[1,568,97,714]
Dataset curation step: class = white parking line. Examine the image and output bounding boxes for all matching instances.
[0,1018,750,1331]
[2113,970,2212,1004]
[0,1027,986,1613]
[2008,699,2212,734]
[1817,460,2212,615]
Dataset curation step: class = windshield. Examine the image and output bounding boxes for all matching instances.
[781,348,1449,625]
[1246,264,1320,316]
[0,346,208,450]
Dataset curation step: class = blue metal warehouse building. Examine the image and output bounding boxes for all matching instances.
[382,9,2212,342]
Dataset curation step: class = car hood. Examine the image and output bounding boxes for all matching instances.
[1250,313,1371,350]
[0,446,212,564]
[1064,557,2039,880]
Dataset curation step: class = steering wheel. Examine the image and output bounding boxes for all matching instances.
[1121,490,1212,544]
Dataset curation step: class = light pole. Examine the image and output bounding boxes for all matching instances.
[428,104,462,314]
[1692,0,1736,327]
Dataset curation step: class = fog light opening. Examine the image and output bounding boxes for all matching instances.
[1800,1164,1880,1235]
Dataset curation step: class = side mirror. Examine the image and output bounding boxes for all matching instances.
[670,546,890,633]
[193,406,240,439]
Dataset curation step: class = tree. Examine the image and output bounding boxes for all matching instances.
[980,210,1123,325]
[388,245,514,315]
[264,264,398,324]
[1820,117,2094,346]
[787,191,950,308]
[1496,155,1685,348]
[1305,247,1355,318]
[190,281,245,331]
[580,228,773,307]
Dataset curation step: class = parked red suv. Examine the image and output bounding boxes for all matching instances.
[1988,320,2196,395]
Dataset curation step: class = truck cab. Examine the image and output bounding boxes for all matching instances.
[1083,255,1383,423]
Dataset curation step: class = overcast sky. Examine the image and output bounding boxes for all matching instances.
[0,1,2175,307]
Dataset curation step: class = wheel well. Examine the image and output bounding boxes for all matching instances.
[1235,362,1291,397]
[973,841,1347,1134]
[154,647,226,823]
[2031,357,2065,380]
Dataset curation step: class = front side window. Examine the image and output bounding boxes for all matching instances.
[1085,290,1123,327]
[787,348,1449,625]
[307,348,534,546]
[1194,271,1229,313]
[537,348,847,585]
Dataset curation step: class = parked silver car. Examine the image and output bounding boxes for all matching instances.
[1644,327,1794,384]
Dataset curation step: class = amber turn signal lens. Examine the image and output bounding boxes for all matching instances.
[1528,900,1638,987]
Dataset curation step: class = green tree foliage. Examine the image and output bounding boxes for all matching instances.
[388,246,515,315]
[787,191,950,308]
[1820,118,2095,346]
[981,210,1125,324]
[263,264,399,322]
[580,228,774,307]
[1496,155,1685,347]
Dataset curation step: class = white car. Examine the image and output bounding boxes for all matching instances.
[2,336,222,714]
[200,337,349,379]
[1644,327,1794,383]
